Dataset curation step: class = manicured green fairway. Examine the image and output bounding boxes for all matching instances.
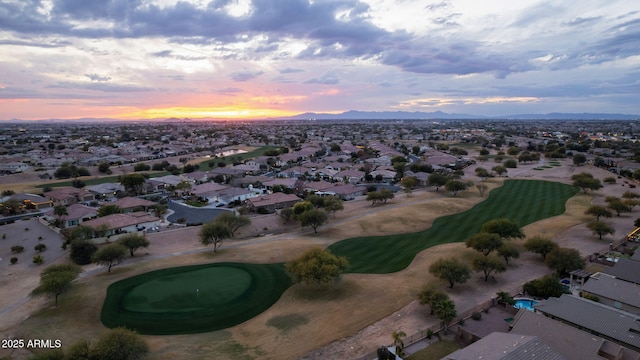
[101,262,292,335]
[101,180,577,334]
[328,180,578,273]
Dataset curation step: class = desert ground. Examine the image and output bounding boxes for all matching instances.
[0,158,636,360]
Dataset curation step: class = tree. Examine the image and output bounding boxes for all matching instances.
[429,258,471,288]
[572,153,587,166]
[481,218,524,240]
[433,299,457,333]
[69,240,97,265]
[92,244,127,272]
[153,204,168,219]
[472,254,507,282]
[366,191,383,206]
[118,234,150,257]
[298,208,328,234]
[400,176,418,197]
[587,221,615,240]
[285,247,348,288]
[90,327,149,360]
[545,247,585,276]
[98,162,111,174]
[585,205,612,222]
[31,263,81,307]
[492,165,507,177]
[466,233,503,256]
[571,172,602,194]
[280,207,294,223]
[427,173,449,191]
[323,196,344,218]
[53,205,68,228]
[497,243,519,264]
[608,199,632,216]
[292,201,314,217]
[503,159,518,168]
[495,291,515,307]
[476,183,488,197]
[444,180,467,196]
[417,284,450,315]
[523,275,564,298]
[97,204,122,217]
[391,331,407,358]
[475,167,491,180]
[214,212,251,238]
[120,173,147,195]
[524,236,558,260]
[199,221,231,253]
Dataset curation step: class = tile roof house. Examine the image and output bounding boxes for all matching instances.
[44,203,97,228]
[111,197,157,213]
[82,212,160,235]
[45,187,95,206]
[245,193,300,213]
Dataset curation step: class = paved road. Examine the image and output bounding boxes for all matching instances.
[166,200,232,224]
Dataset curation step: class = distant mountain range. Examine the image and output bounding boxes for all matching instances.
[2,111,639,122]
[276,110,640,120]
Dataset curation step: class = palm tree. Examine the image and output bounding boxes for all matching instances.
[53,205,68,228]
[391,330,406,357]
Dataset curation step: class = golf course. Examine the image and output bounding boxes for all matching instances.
[101,179,578,335]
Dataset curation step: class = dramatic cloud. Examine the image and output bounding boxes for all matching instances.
[0,0,638,119]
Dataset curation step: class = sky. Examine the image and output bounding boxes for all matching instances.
[1,0,639,120]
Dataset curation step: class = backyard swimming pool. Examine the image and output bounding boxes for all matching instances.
[514,298,537,311]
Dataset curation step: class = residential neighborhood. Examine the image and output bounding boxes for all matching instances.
[2,118,640,360]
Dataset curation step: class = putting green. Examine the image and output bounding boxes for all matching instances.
[101,262,292,335]
[101,180,578,335]
[122,267,252,313]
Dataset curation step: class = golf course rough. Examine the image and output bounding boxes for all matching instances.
[101,180,577,334]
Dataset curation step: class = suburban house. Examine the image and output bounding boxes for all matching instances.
[45,187,95,206]
[444,332,564,360]
[111,197,158,213]
[510,300,640,360]
[44,203,97,228]
[0,161,30,173]
[147,175,184,191]
[81,212,160,236]
[312,183,366,201]
[85,182,125,200]
[603,258,640,285]
[581,272,640,316]
[333,169,364,184]
[245,193,301,213]
[207,186,257,205]
[534,294,640,352]
[190,182,229,203]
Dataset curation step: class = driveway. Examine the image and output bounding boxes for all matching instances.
[166,200,231,225]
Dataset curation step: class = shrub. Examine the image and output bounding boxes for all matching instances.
[426,329,433,339]
[10,257,18,264]
[471,312,482,320]
[35,244,47,252]
[33,255,44,265]
[11,245,25,253]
